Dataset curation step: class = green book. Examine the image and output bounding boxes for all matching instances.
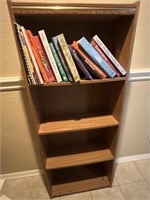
[49,42,68,82]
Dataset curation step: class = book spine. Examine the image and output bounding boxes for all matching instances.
[52,36,73,82]
[68,45,93,80]
[14,23,36,84]
[20,26,44,84]
[91,40,121,77]
[19,32,37,84]
[26,30,50,83]
[93,35,126,76]
[32,36,56,82]
[49,42,68,82]
[77,52,102,79]
[78,37,116,78]
[38,30,62,82]
[57,33,80,82]
[71,41,106,79]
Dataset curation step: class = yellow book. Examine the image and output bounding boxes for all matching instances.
[57,33,80,82]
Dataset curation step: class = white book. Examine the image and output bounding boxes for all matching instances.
[93,35,126,76]
[38,30,62,82]
[20,26,44,84]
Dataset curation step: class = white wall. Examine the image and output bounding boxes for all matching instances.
[0,0,150,174]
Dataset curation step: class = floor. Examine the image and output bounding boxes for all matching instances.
[0,159,150,200]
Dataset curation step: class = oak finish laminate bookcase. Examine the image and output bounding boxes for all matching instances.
[7,0,140,198]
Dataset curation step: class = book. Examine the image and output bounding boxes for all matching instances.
[38,30,62,82]
[92,35,126,76]
[57,33,80,82]
[26,29,50,83]
[49,42,68,82]
[78,37,116,78]
[71,41,107,79]
[32,36,56,82]
[52,36,73,82]
[77,52,103,79]
[20,26,44,84]
[68,45,93,80]
[91,40,121,77]
[14,23,36,85]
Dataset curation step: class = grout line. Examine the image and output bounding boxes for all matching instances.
[132,161,150,186]
[118,185,127,200]
[90,191,94,200]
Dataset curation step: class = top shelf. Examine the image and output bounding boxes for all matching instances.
[10,2,138,16]
[30,77,126,87]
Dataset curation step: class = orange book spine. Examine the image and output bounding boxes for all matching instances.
[33,36,56,82]
[71,41,107,79]
[26,30,50,83]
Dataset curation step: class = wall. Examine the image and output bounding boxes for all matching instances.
[0,0,150,174]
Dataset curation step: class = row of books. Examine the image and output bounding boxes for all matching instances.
[15,23,126,85]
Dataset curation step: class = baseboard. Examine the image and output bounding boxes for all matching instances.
[116,153,150,163]
[0,153,149,182]
[0,169,43,181]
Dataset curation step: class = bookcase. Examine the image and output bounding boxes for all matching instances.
[7,0,140,198]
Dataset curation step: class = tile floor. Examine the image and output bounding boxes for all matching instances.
[0,159,150,200]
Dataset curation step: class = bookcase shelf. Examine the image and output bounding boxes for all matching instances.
[39,113,119,135]
[51,162,111,196]
[7,0,140,198]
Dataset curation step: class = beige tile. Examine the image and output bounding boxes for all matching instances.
[0,195,11,200]
[91,186,125,200]
[134,159,150,184]
[60,191,92,200]
[115,162,144,184]
[120,181,150,200]
[1,175,57,200]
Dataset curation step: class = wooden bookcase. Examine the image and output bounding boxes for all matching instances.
[7,0,140,198]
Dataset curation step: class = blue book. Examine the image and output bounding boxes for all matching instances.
[78,37,116,78]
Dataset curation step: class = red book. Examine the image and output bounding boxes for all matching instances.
[71,41,107,79]
[91,40,121,77]
[32,36,56,82]
[26,29,50,83]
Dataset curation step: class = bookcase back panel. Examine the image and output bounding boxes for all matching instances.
[51,161,111,181]
[40,127,118,158]
[15,13,134,62]
[30,82,124,120]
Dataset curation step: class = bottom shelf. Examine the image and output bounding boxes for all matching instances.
[50,162,112,197]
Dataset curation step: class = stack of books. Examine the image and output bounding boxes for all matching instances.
[15,23,126,85]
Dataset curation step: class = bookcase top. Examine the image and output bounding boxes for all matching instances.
[8,0,139,16]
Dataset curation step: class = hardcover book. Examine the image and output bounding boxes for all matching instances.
[57,33,80,82]
[91,40,121,77]
[20,26,44,84]
[77,52,103,79]
[14,23,36,84]
[78,37,116,78]
[26,29,50,83]
[52,36,73,82]
[32,36,56,82]
[68,45,93,80]
[71,41,107,79]
[92,35,126,76]
[50,42,68,82]
[38,30,62,82]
